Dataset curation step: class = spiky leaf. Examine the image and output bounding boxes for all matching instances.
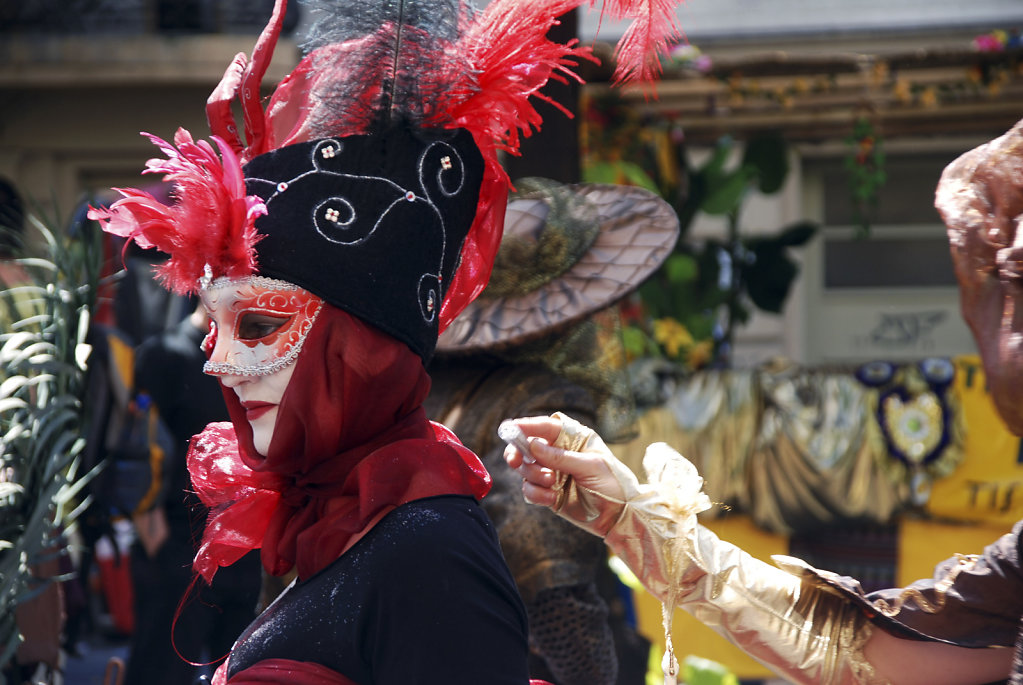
[0,213,102,666]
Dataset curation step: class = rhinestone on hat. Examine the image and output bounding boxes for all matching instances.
[277,181,289,192]
[405,191,416,202]
[321,145,337,159]
[440,156,452,170]
[325,208,341,223]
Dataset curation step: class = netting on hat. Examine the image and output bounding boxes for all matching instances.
[483,179,601,299]
[527,583,619,685]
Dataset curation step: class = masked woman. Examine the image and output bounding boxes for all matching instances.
[89,0,687,682]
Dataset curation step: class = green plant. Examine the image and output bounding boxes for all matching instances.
[583,91,818,369]
[0,212,102,669]
[844,116,886,237]
[618,133,816,367]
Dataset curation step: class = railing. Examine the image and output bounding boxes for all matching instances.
[583,44,1023,143]
[0,0,298,35]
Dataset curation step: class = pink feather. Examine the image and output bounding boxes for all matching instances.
[434,0,685,327]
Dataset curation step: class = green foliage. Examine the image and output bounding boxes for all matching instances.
[583,92,819,369]
[682,655,739,685]
[701,164,758,216]
[690,133,790,219]
[584,160,662,194]
[743,134,790,194]
[0,212,102,668]
[582,92,689,215]
[637,134,817,366]
[744,221,817,313]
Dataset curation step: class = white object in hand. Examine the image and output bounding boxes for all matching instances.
[498,420,535,464]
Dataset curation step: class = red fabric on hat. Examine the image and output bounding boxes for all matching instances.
[188,305,490,583]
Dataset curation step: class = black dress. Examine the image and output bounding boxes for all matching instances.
[227,495,531,685]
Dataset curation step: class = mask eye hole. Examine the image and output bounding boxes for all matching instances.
[237,312,291,341]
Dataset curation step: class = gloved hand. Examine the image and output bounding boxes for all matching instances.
[505,413,886,685]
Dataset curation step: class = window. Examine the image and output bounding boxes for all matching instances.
[801,148,980,363]
[815,152,962,290]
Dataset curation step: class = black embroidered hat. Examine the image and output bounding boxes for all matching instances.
[244,127,483,359]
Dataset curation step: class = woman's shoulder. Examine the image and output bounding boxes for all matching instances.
[348,496,505,575]
[375,495,495,548]
[325,495,517,603]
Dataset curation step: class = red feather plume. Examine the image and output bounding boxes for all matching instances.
[594,0,684,84]
[434,0,684,326]
[88,128,266,294]
[97,0,686,313]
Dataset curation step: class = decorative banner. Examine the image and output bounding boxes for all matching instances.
[856,357,964,507]
[926,355,1023,526]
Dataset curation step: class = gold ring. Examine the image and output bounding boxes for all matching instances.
[552,472,571,513]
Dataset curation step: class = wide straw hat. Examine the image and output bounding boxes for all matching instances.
[438,177,679,353]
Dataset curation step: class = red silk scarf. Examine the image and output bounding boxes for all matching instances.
[187,305,491,583]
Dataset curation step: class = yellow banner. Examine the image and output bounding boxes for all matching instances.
[926,356,1023,526]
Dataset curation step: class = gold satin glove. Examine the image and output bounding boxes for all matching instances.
[547,411,645,538]
[548,412,886,685]
[675,527,886,685]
